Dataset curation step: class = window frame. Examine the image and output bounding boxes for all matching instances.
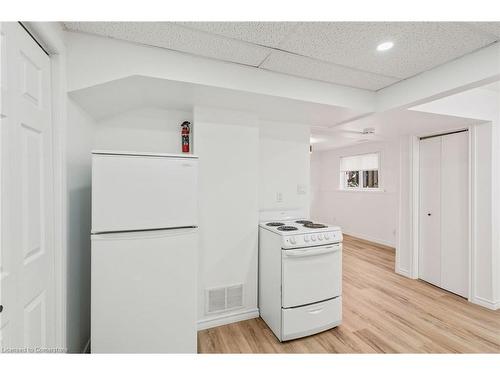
[339,152,382,192]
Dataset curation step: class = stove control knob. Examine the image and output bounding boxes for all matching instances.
[290,237,296,245]
[311,234,317,241]
[318,233,324,240]
[304,235,310,242]
[324,233,330,240]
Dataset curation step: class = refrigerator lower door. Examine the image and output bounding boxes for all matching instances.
[91,228,197,353]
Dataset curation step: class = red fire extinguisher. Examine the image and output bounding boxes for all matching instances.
[181,121,191,153]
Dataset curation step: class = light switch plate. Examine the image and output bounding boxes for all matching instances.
[276,192,283,202]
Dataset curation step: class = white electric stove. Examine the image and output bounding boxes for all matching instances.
[258,210,343,342]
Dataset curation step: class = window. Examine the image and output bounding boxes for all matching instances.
[340,153,380,190]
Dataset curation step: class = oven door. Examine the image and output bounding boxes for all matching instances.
[282,243,342,308]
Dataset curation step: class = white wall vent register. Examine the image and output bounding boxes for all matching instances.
[207,288,226,313]
[206,284,244,314]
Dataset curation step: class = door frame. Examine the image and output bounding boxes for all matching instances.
[20,22,68,351]
[407,127,474,303]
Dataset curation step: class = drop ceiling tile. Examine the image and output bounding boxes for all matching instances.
[466,22,500,38]
[177,22,299,48]
[64,22,271,66]
[260,50,399,91]
[280,22,497,78]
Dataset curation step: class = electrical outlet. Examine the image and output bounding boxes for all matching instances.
[297,184,307,195]
[276,192,283,203]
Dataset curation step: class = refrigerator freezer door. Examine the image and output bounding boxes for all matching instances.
[91,228,197,353]
[92,153,198,233]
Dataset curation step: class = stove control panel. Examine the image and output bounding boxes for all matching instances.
[282,230,342,249]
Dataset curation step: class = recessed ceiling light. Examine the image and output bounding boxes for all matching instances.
[376,41,394,52]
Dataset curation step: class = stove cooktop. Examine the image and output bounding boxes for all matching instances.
[266,222,285,227]
[303,223,328,229]
[277,225,299,231]
[295,220,313,225]
[260,219,340,235]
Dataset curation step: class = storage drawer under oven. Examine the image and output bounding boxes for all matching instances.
[282,296,342,341]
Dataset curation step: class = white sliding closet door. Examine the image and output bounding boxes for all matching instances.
[440,133,468,297]
[419,131,468,298]
[419,137,442,287]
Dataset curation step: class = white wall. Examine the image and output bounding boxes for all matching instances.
[259,120,310,213]
[396,135,417,277]
[192,108,312,328]
[311,140,400,247]
[494,123,500,308]
[193,107,260,327]
[66,98,96,352]
[94,108,192,154]
[411,88,499,121]
[473,122,494,304]
[474,119,500,310]
[494,121,500,308]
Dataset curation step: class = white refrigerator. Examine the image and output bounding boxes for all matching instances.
[90,151,198,353]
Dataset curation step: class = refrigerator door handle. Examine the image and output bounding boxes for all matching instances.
[91,227,198,240]
[92,225,197,235]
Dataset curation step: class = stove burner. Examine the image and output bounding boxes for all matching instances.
[277,225,298,231]
[266,222,285,227]
[295,220,313,225]
[303,223,328,229]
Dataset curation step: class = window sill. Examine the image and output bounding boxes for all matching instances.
[336,188,386,193]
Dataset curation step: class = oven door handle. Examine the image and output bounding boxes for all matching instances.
[284,244,341,258]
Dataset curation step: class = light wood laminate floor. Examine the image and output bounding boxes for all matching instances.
[198,235,500,353]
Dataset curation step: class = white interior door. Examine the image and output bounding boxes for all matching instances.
[0,22,55,351]
[419,132,468,298]
[419,137,442,287]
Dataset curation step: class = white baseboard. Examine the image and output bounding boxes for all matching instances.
[82,338,91,354]
[470,296,500,310]
[197,308,260,331]
[395,266,412,279]
[342,230,395,248]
